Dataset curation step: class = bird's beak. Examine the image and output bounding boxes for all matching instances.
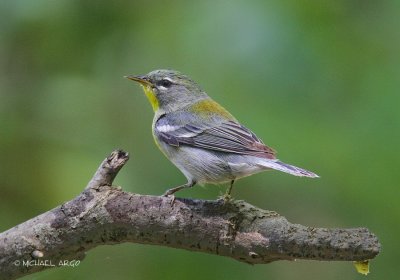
[124,75,153,86]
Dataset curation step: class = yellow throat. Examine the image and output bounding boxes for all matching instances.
[141,85,159,111]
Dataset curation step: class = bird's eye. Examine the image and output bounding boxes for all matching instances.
[159,79,173,88]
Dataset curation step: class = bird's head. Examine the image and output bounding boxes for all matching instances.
[126,69,207,112]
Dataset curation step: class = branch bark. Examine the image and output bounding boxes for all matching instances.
[0,150,380,279]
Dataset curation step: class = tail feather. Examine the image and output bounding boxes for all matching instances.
[259,160,319,178]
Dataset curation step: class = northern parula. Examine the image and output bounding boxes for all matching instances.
[126,69,318,196]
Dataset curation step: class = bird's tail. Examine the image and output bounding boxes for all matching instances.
[258,159,319,178]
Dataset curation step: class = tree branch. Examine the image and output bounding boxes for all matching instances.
[0,150,380,279]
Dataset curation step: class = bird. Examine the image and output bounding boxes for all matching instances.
[125,69,318,197]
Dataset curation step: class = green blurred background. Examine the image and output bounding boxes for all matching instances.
[1,0,399,279]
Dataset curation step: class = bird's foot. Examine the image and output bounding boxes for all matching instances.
[218,192,234,204]
[223,193,234,204]
[163,193,176,206]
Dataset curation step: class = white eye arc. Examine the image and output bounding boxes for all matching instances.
[157,77,174,90]
[163,77,174,83]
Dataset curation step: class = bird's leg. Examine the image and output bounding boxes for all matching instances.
[222,180,235,202]
[163,181,196,197]
[226,180,235,195]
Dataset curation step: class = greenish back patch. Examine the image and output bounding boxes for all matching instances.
[190,99,235,120]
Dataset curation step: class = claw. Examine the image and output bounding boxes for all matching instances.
[162,190,176,206]
[165,194,176,206]
[223,193,233,204]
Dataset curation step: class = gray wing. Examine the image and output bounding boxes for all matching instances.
[155,113,276,159]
